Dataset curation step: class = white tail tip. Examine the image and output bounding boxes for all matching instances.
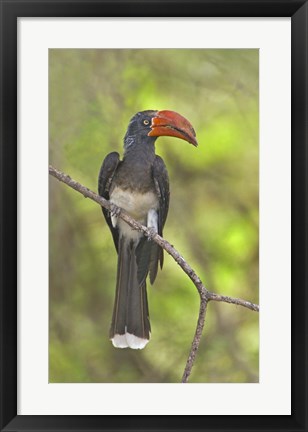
[111,332,150,349]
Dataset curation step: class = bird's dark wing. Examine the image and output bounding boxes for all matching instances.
[98,152,121,252]
[148,155,170,283]
[153,155,170,237]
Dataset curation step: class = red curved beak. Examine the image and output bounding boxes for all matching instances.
[148,110,198,147]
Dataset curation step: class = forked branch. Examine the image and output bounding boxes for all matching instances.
[49,165,259,383]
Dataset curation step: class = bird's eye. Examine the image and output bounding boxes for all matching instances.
[143,119,150,126]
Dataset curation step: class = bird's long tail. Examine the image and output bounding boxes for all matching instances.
[110,236,151,349]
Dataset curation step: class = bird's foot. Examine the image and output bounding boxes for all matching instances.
[109,203,121,218]
[147,227,157,241]
[109,203,121,228]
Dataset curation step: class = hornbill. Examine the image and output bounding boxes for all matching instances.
[98,110,197,349]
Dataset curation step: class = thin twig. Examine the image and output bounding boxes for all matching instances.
[208,292,259,312]
[49,165,259,383]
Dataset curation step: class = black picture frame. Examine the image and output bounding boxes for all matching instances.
[0,1,307,431]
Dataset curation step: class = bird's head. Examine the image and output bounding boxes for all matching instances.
[124,110,198,149]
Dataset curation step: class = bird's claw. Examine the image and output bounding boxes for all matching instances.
[147,227,157,241]
[109,203,121,218]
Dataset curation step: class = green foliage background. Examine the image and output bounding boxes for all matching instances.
[49,49,259,383]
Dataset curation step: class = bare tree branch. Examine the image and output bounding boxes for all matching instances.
[207,292,259,311]
[49,164,259,383]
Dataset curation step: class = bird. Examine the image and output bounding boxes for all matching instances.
[98,110,197,349]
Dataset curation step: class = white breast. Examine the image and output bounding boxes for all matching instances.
[110,187,159,240]
[110,187,158,223]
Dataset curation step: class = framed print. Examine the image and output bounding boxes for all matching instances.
[0,1,307,431]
